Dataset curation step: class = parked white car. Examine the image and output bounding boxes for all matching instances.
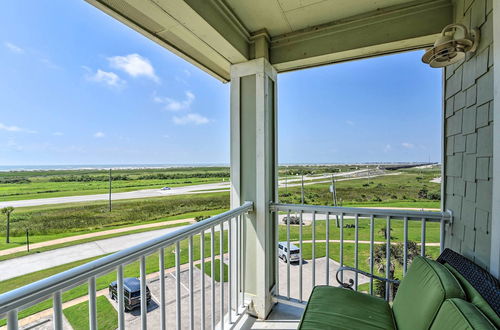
[278,242,300,263]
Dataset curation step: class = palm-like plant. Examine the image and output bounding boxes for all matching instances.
[370,241,420,300]
[2,206,14,243]
[379,225,393,239]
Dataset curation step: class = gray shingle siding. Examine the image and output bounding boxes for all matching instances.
[444,0,493,268]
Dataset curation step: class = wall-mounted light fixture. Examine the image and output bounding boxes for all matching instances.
[422,23,479,68]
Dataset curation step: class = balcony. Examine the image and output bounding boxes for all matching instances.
[0,202,453,329]
[1,0,499,328]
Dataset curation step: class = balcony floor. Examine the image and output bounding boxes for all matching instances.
[235,302,304,330]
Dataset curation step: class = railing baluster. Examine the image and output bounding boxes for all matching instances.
[159,248,166,330]
[326,212,330,286]
[440,215,445,253]
[220,223,225,330]
[88,276,97,330]
[286,209,291,300]
[53,291,63,330]
[201,231,206,328]
[340,213,344,283]
[117,265,125,330]
[421,217,426,256]
[385,216,391,301]
[275,210,279,298]
[235,215,240,313]
[369,215,374,295]
[228,217,233,324]
[189,236,194,330]
[312,211,316,288]
[403,217,408,276]
[299,210,303,302]
[211,227,216,329]
[7,309,18,330]
[140,255,147,330]
[175,241,181,330]
[241,217,247,308]
[354,214,359,291]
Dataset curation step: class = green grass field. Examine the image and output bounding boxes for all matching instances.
[63,296,118,330]
[196,259,229,282]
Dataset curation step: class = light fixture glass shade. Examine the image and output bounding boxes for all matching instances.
[422,24,479,68]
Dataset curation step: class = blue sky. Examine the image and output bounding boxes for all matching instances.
[0,1,442,166]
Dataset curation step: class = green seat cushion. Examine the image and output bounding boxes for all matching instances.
[430,299,496,330]
[392,256,466,330]
[444,263,500,328]
[299,286,396,330]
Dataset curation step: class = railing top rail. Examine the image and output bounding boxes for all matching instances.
[271,202,451,221]
[0,201,253,316]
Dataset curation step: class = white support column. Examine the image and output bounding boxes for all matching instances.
[490,1,500,278]
[230,57,278,319]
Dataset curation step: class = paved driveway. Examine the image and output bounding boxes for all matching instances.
[111,266,229,330]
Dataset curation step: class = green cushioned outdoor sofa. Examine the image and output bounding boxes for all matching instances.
[298,249,500,330]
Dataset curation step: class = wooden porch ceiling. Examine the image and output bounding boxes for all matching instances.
[85,0,453,82]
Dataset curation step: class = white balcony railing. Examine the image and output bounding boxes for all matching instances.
[0,201,453,329]
[270,203,452,303]
[0,202,253,330]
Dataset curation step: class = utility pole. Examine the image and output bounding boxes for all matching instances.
[301,174,305,204]
[26,229,30,252]
[109,168,112,212]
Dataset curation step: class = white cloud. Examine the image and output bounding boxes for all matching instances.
[40,58,61,70]
[173,113,209,125]
[94,132,105,138]
[108,54,159,82]
[155,91,195,112]
[0,122,36,133]
[87,69,125,87]
[52,132,64,136]
[4,42,24,54]
[384,144,392,152]
[345,120,354,126]
[401,142,414,149]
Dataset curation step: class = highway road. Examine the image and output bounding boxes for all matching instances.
[0,169,391,209]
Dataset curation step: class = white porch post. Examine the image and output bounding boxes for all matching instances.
[230,57,278,319]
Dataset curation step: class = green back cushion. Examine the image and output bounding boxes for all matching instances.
[443,263,500,328]
[392,256,466,330]
[430,299,496,330]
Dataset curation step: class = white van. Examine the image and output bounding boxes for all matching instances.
[278,242,300,263]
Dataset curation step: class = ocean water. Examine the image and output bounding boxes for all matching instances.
[0,164,229,172]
